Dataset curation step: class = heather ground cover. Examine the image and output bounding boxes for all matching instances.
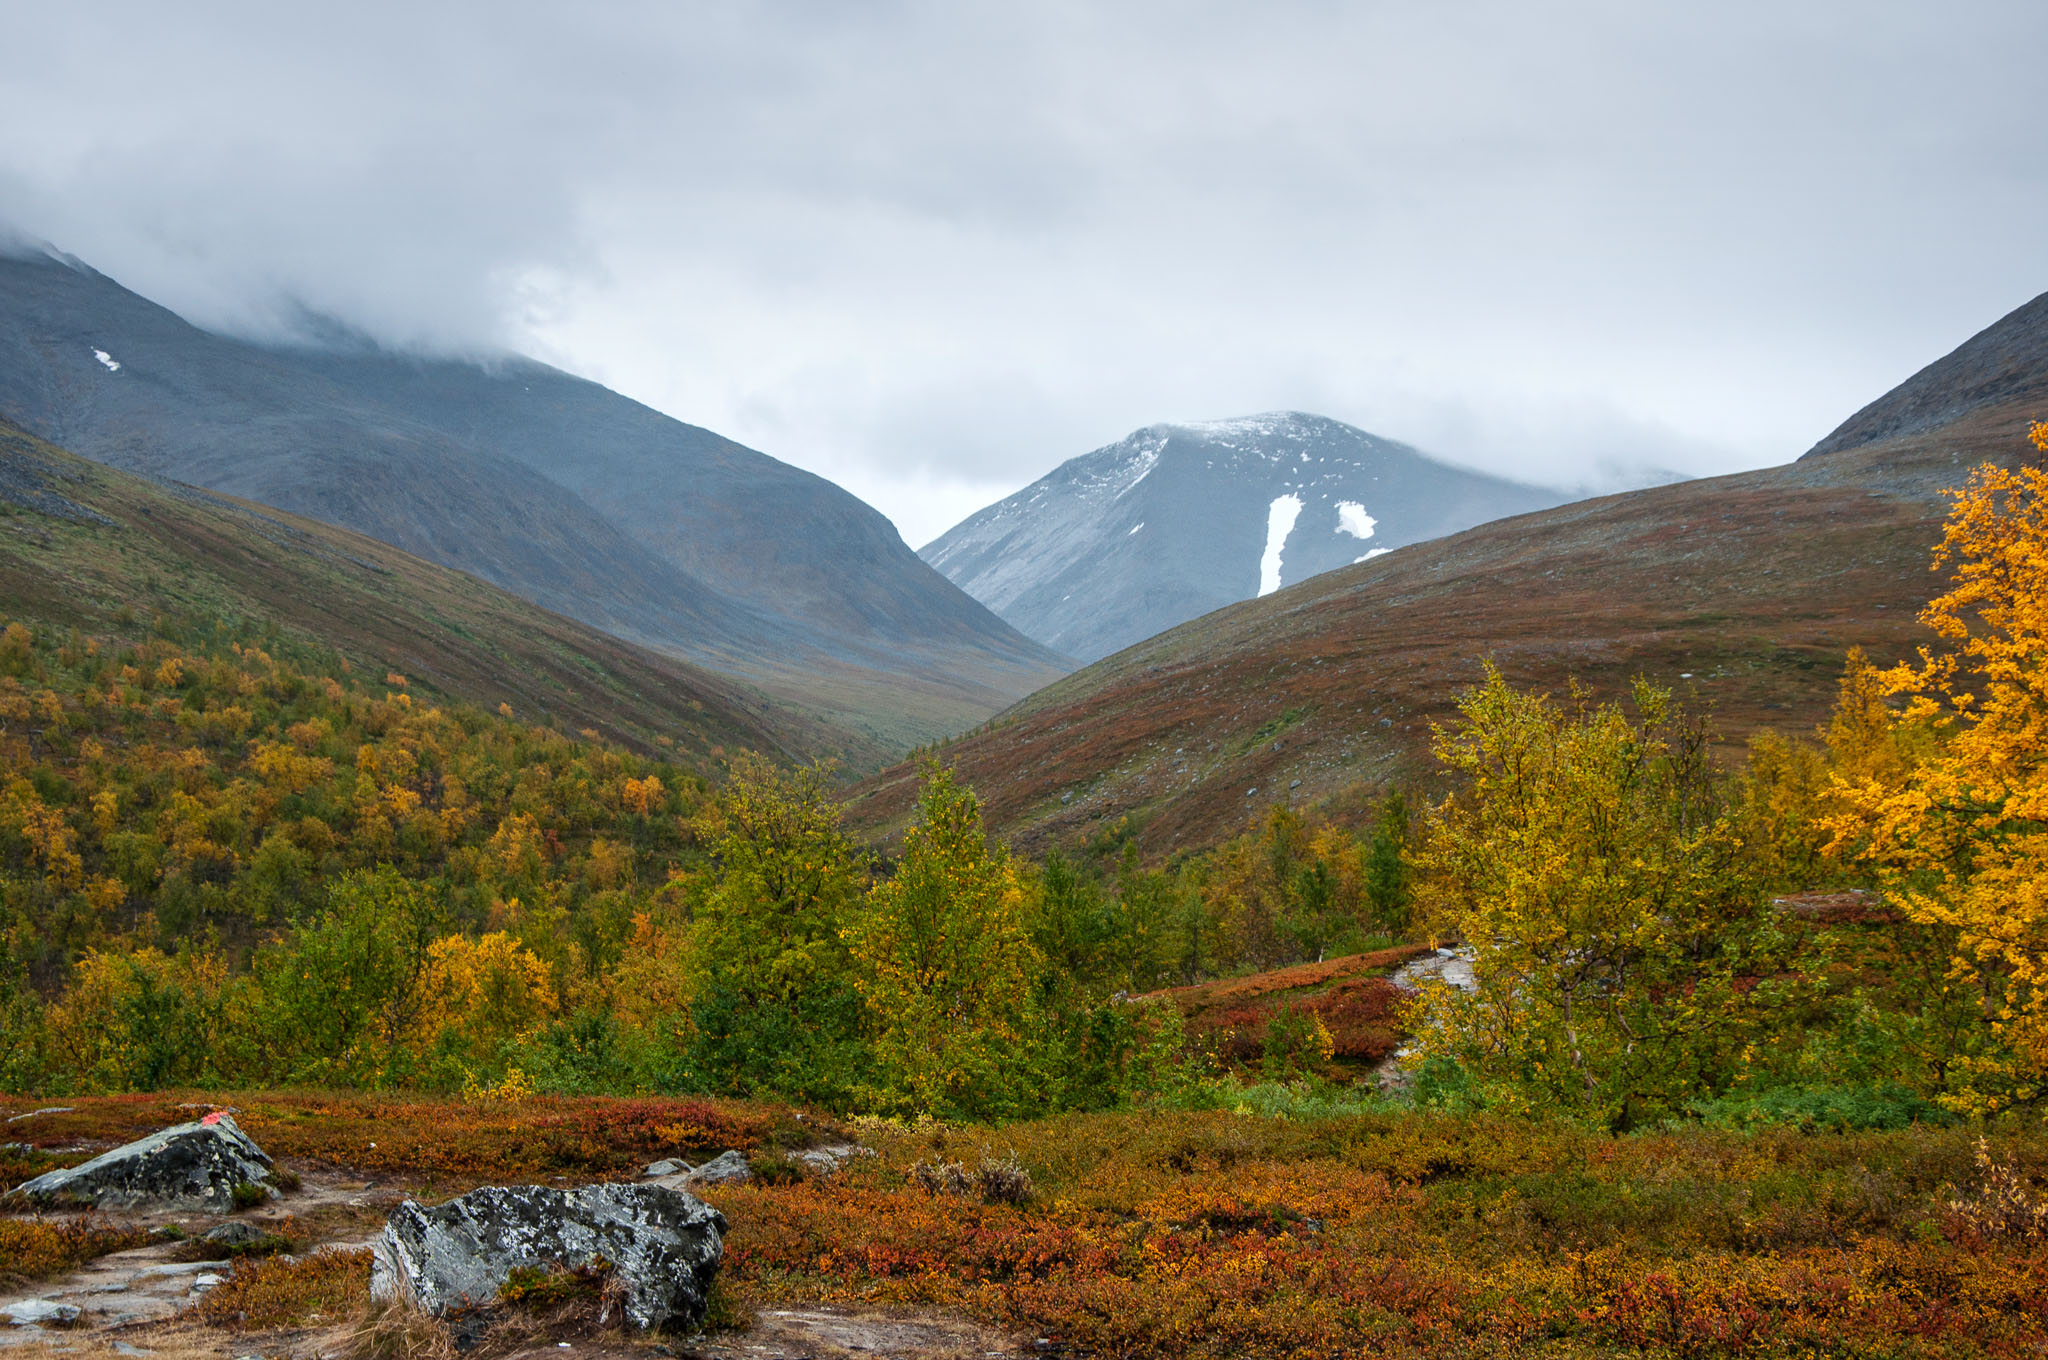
[6,1093,2045,1358]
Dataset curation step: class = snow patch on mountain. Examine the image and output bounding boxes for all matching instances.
[1259,494,1304,597]
[1335,500,1375,540]
[92,348,119,372]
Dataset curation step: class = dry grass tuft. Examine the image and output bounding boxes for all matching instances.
[193,1246,373,1329]
[910,1156,1033,1205]
[0,1324,235,1360]
[1949,1135,2048,1240]
[339,1297,457,1360]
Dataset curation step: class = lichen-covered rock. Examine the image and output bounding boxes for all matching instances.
[372,1183,727,1332]
[9,1113,273,1214]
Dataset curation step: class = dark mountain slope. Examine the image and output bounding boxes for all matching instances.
[0,253,772,657]
[0,418,855,767]
[0,250,1067,753]
[848,294,2048,857]
[289,347,1063,653]
[922,413,1563,661]
[1804,289,2048,463]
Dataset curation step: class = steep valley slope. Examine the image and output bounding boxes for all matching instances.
[848,289,2048,856]
[0,248,1068,756]
[0,418,855,768]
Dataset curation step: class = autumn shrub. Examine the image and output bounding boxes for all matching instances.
[496,1259,614,1308]
[847,767,1047,1120]
[709,1110,2042,1359]
[747,1151,808,1185]
[1410,666,1794,1124]
[1309,976,1404,1062]
[1259,1002,1335,1081]
[0,1217,151,1282]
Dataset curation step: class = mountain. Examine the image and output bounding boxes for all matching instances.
[1803,291,2048,465]
[920,413,1566,662]
[0,417,848,768]
[0,248,1068,754]
[848,291,2048,857]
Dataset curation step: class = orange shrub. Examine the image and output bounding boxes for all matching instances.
[0,1217,151,1283]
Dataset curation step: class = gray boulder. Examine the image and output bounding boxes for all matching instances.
[685,1150,751,1185]
[10,1113,272,1213]
[372,1183,726,1332]
[201,1220,273,1248]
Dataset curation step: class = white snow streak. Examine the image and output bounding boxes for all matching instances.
[1127,522,1144,535]
[1258,494,1304,597]
[1335,500,1376,540]
[92,349,120,372]
[1353,547,1393,563]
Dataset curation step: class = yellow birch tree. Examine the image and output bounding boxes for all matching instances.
[1829,424,2048,1110]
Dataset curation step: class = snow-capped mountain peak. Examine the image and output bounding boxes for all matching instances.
[921,412,1567,662]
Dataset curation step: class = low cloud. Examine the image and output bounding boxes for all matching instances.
[4,1,2044,541]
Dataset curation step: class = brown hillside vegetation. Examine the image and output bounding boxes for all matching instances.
[845,294,2048,857]
[0,419,867,768]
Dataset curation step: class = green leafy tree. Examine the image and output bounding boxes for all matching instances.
[253,866,444,1085]
[1107,843,1182,993]
[1029,850,1116,989]
[848,765,1045,1119]
[679,754,867,1103]
[1363,788,1413,934]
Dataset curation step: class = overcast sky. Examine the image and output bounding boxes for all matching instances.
[4,1,2044,545]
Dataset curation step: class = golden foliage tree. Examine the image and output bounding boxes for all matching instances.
[1409,665,1765,1120]
[1830,424,2048,1110]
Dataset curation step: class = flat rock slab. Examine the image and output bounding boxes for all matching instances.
[374,1183,727,1332]
[0,1243,213,1341]
[10,1114,272,1214]
[1,1299,81,1327]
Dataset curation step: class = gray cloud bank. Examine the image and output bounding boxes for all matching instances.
[4,1,2044,543]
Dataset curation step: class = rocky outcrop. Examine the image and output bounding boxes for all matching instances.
[9,1113,273,1214]
[372,1183,727,1332]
